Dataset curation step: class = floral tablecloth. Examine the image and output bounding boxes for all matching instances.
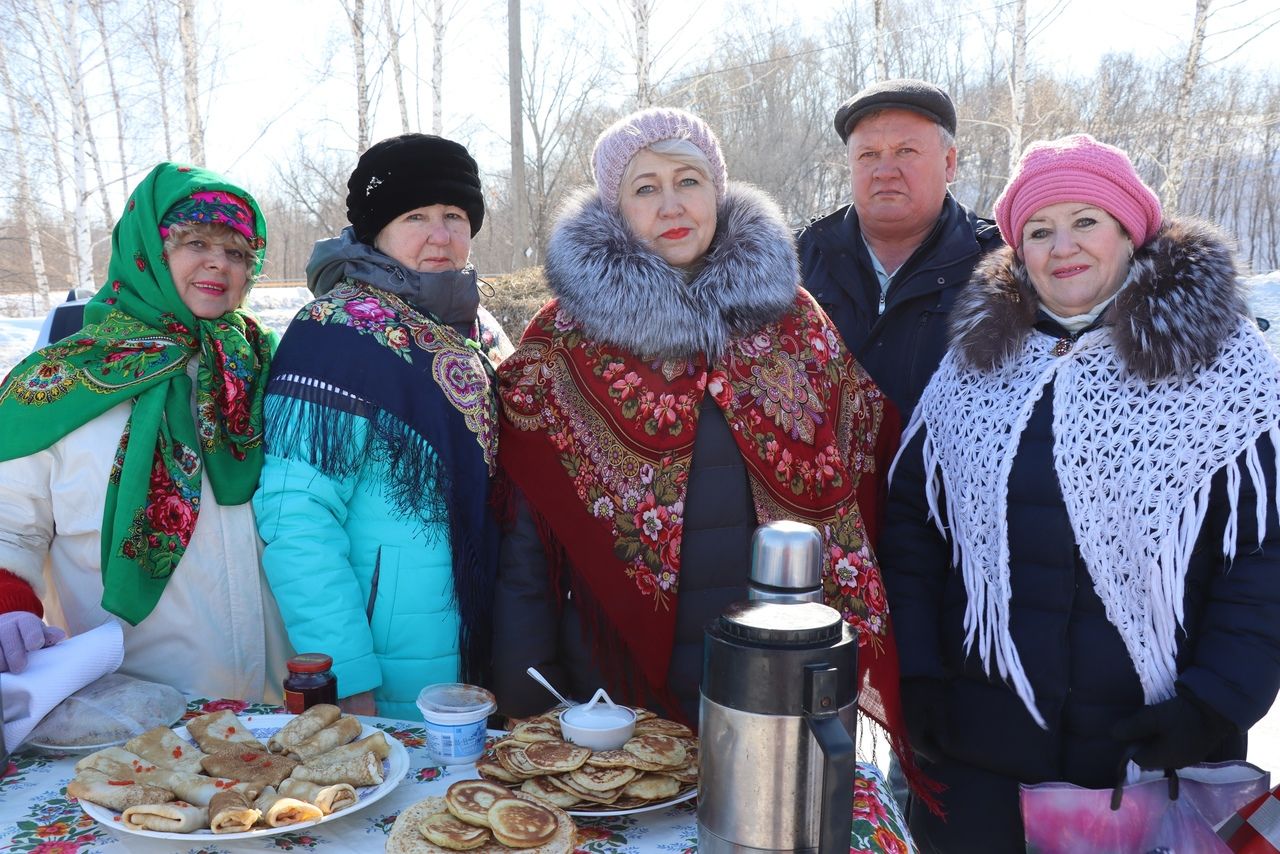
[1,698,912,853]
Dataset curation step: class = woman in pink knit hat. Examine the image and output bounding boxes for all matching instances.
[879,132,1280,850]
[488,107,921,818]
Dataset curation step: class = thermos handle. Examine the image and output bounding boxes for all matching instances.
[803,663,855,854]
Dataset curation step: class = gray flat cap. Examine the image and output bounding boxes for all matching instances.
[834,78,957,143]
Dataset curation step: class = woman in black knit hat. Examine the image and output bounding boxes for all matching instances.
[253,134,512,717]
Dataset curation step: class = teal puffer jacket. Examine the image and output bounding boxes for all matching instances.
[254,402,460,720]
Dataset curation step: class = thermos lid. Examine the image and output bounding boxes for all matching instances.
[718,600,843,647]
[749,521,823,595]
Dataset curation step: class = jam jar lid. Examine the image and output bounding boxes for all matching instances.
[286,653,333,673]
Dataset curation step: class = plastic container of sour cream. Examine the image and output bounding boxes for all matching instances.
[416,683,496,764]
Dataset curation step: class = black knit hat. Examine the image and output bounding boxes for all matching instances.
[833,79,957,144]
[345,133,485,242]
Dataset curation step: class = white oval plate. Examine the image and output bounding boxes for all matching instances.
[566,786,697,818]
[79,713,409,841]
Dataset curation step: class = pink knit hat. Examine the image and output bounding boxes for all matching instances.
[994,134,1163,251]
[591,107,728,209]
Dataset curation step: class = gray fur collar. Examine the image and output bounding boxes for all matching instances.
[545,182,799,360]
[951,218,1249,381]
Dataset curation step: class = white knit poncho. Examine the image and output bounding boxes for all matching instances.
[901,317,1280,728]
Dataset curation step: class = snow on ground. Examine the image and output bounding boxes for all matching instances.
[0,316,43,379]
[0,286,313,382]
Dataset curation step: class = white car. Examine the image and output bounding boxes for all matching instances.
[32,289,94,351]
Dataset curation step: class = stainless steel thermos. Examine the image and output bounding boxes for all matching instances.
[697,521,858,854]
[746,519,824,604]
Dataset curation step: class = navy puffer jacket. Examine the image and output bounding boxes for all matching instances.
[796,194,1001,419]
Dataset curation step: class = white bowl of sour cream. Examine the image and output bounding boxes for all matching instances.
[558,691,637,751]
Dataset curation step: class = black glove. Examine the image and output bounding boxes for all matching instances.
[1110,691,1236,771]
[900,677,949,763]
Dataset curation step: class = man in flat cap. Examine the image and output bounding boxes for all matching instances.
[797,78,1001,418]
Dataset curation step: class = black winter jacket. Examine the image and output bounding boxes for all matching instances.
[796,194,1001,418]
[881,222,1280,852]
[491,403,755,725]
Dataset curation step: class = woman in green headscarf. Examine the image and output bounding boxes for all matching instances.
[0,162,292,701]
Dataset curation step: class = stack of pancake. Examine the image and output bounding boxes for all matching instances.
[385,781,575,853]
[474,708,698,811]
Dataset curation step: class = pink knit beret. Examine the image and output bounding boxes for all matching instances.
[994,134,1163,251]
[591,107,728,209]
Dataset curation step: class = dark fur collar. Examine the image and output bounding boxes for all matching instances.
[951,218,1249,381]
[544,182,799,360]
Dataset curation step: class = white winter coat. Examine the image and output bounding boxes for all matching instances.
[0,388,291,702]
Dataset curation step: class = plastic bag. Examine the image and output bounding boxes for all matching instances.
[1219,784,1280,851]
[1022,761,1269,854]
[26,672,187,752]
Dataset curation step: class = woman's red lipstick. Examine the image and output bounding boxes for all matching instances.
[661,227,690,239]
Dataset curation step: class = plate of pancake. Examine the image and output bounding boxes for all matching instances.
[475,708,698,816]
[72,706,410,840]
[387,780,576,853]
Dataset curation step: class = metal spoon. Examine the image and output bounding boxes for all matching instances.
[525,666,575,708]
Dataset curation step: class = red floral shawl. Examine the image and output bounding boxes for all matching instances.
[498,289,910,759]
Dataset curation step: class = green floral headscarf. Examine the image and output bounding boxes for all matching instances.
[0,162,274,625]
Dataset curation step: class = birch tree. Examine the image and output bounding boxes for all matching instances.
[873,0,888,80]
[178,0,204,164]
[432,0,444,133]
[137,0,177,159]
[415,0,459,134]
[32,0,96,292]
[382,0,410,132]
[630,0,654,106]
[508,0,527,267]
[88,0,128,212]
[1005,0,1027,174]
[1161,0,1211,211]
[0,38,51,306]
[340,0,371,151]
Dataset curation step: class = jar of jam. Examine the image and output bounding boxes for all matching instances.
[283,653,338,713]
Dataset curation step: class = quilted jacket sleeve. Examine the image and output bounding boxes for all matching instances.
[0,452,55,599]
[253,403,382,700]
[879,427,952,682]
[1179,432,1280,729]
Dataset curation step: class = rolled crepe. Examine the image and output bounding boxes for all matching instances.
[74,747,162,779]
[253,786,324,827]
[290,750,383,787]
[209,788,262,833]
[125,726,207,774]
[150,769,256,807]
[268,704,341,754]
[200,750,297,787]
[287,715,363,761]
[186,709,266,754]
[121,800,208,833]
[66,770,176,812]
[278,778,358,814]
[310,731,391,765]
